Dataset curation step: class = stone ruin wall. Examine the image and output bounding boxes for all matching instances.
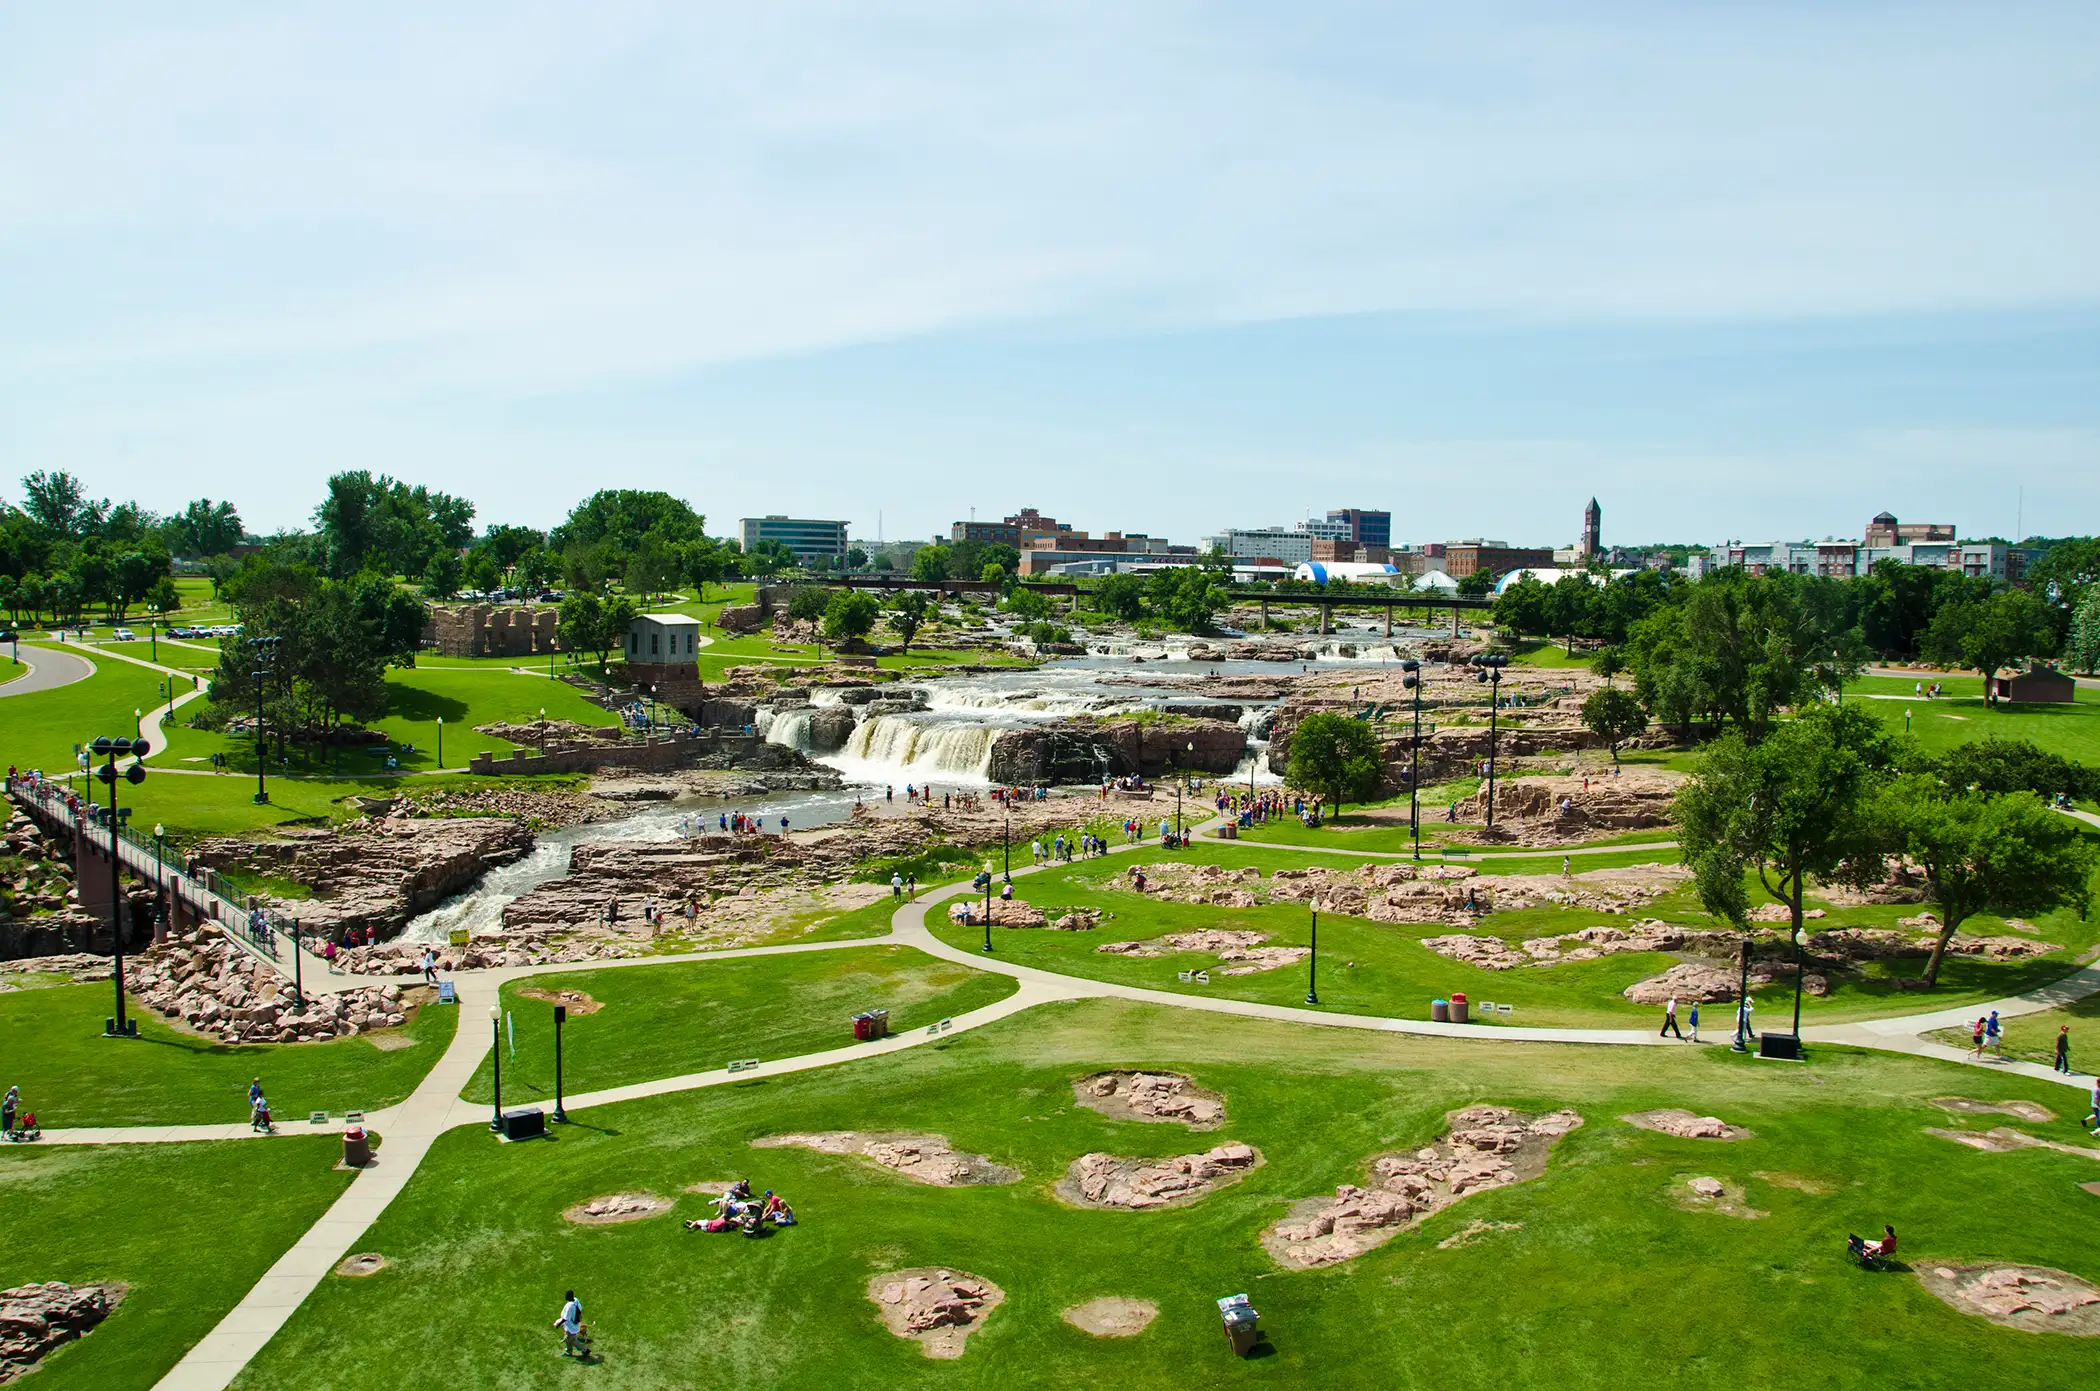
[425,605,564,658]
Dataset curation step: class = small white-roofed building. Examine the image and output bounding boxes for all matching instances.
[624,612,704,680]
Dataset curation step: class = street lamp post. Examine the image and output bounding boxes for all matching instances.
[489,1005,504,1130]
[90,736,149,1037]
[1790,925,1807,1048]
[1401,660,1423,861]
[1304,904,1319,1005]
[250,636,280,805]
[1003,799,1011,881]
[553,1004,569,1124]
[436,716,444,771]
[539,707,548,755]
[982,860,994,953]
[1468,654,1510,827]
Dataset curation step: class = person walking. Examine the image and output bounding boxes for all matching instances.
[249,1076,264,1111]
[1970,1017,1987,1060]
[421,948,438,985]
[1736,996,1755,1046]
[2085,1077,2100,1134]
[322,938,339,974]
[1687,1001,1701,1042]
[2,1086,18,1136]
[1986,1010,2002,1058]
[1660,998,1685,1040]
[890,871,903,899]
[905,872,916,900]
[555,1290,586,1357]
[2055,1025,2072,1074]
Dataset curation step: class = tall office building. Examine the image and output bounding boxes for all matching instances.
[739,515,849,565]
[1327,509,1392,551]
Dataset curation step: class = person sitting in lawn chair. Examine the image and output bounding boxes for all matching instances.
[1847,1225,1898,1267]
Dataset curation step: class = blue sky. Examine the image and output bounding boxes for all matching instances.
[2,2,2095,548]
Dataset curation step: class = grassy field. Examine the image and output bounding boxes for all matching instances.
[1234,815,1671,856]
[0,1136,351,1389]
[460,945,1019,1105]
[0,979,458,1126]
[1925,993,2100,1071]
[1504,638,1599,669]
[234,998,2100,1391]
[925,844,2100,1029]
[4,644,177,771]
[1842,675,2100,766]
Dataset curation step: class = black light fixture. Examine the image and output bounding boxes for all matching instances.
[1401,659,1423,861]
[553,1003,570,1124]
[1304,904,1320,1006]
[981,860,994,952]
[1468,653,1510,827]
[250,636,281,805]
[490,1004,505,1129]
[89,735,149,1037]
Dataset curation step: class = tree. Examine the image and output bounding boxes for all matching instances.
[165,498,245,556]
[1491,575,1552,638]
[844,546,869,571]
[785,586,829,623]
[1624,571,1834,740]
[744,539,795,576]
[683,537,732,601]
[1591,647,1625,685]
[1922,588,2055,702]
[20,471,105,538]
[315,471,475,579]
[1456,567,1498,598]
[463,550,504,595]
[1004,585,1051,621]
[1548,573,1597,652]
[558,591,637,676]
[822,590,881,643]
[1934,737,2100,804]
[1672,705,1893,944]
[420,550,464,600]
[1581,687,1648,767]
[478,524,547,570]
[1150,566,1228,634]
[623,535,677,603]
[1091,573,1146,622]
[912,545,953,582]
[1874,779,2096,987]
[888,591,932,653]
[2065,585,2100,674]
[548,490,706,557]
[1284,713,1385,817]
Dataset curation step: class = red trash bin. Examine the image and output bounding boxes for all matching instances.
[852,1014,873,1041]
[1450,992,1470,1024]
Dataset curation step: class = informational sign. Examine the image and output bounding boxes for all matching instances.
[437,981,457,1003]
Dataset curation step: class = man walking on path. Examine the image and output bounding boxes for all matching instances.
[555,1290,585,1357]
[1660,998,1685,1040]
[1735,997,1755,1048]
[1688,1001,1701,1043]
[1986,1011,2003,1058]
[2085,1078,2100,1134]
[2056,1026,2072,1074]
[890,871,903,898]
[420,948,438,985]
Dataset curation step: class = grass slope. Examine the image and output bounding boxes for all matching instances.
[236,999,2100,1391]
[0,1137,349,1389]
[0,981,458,1127]
[460,945,1018,1104]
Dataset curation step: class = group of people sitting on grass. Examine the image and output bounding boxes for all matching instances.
[684,1180,796,1236]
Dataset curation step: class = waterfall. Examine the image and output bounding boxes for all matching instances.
[828,713,998,784]
[764,707,816,752]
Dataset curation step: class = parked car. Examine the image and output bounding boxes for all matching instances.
[112,628,138,641]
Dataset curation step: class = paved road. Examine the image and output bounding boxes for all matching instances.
[0,643,95,698]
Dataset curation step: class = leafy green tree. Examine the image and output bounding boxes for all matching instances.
[844,546,869,570]
[1091,573,1146,622]
[420,550,464,600]
[1026,621,1070,646]
[1549,573,1597,652]
[463,550,504,595]
[871,552,897,573]
[1625,571,1833,740]
[557,591,637,676]
[623,535,677,603]
[477,524,548,570]
[913,544,953,582]
[785,586,829,623]
[1581,687,1648,767]
[164,498,245,556]
[145,576,181,618]
[682,537,733,601]
[1591,647,1625,685]
[2023,536,2100,614]
[1284,712,1385,816]
[822,590,881,642]
[2062,584,2100,674]
[1922,588,2055,702]
[548,490,706,557]
[20,471,105,538]
[1934,737,2100,804]
[888,591,932,652]
[1004,585,1051,621]
[744,538,796,576]
[980,561,1008,587]
[1672,705,1893,943]
[945,538,984,581]
[1491,575,1552,638]
[1150,566,1228,633]
[1873,779,2095,986]
[1456,567,1498,598]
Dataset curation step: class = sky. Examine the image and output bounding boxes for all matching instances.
[2,2,2096,549]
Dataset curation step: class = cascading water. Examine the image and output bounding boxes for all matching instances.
[827,714,999,784]
[764,706,816,752]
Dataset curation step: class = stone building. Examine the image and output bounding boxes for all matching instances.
[427,605,562,658]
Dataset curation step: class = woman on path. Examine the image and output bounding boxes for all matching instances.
[2056,1026,2072,1074]
[1970,1017,1987,1060]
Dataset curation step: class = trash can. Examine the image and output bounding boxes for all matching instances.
[852,1013,873,1042]
[869,1009,890,1039]
[1218,1294,1260,1357]
[1431,998,1450,1023]
[342,1126,370,1168]
[1450,992,1470,1024]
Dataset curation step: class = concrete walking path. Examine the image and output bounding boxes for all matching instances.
[1,644,95,698]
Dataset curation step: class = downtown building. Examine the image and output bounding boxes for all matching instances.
[738,515,849,566]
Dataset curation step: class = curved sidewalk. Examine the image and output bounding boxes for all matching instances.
[1,644,95,698]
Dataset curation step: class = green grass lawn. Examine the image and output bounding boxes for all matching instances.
[460,945,1018,1104]
[1925,993,2100,1069]
[101,637,221,670]
[94,769,582,841]
[0,1137,351,1388]
[1842,676,2100,766]
[1234,813,1671,856]
[1504,638,1599,669]
[0,980,458,1126]
[235,998,2100,1391]
[3,644,174,771]
[926,847,2097,1029]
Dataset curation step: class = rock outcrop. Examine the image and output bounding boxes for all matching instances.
[1097,929,1308,975]
[127,931,417,1043]
[1063,1144,1260,1209]
[752,1132,1017,1186]
[1075,1071,1225,1128]
[0,1282,121,1380]
[868,1269,1006,1359]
